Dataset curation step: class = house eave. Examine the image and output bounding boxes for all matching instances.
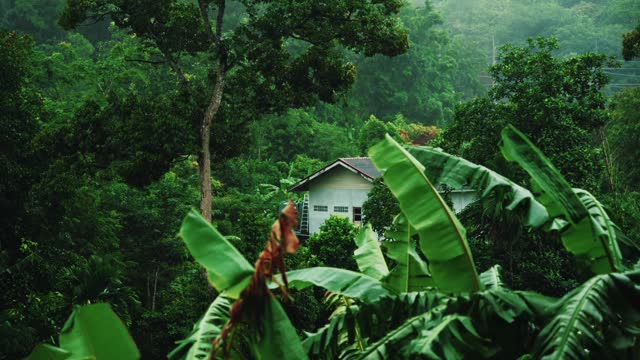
[289,160,376,192]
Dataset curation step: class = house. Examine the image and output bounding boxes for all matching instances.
[289,157,476,236]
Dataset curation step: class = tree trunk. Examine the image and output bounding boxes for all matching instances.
[151,266,159,311]
[198,0,227,223]
[199,69,225,222]
[598,128,616,192]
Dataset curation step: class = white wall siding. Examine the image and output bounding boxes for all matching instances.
[308,167,373,234]
[451,190,477,213]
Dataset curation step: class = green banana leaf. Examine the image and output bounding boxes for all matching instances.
[406,146,549,227]
[353,224,389,280]
[369,134,481,293]
[403,315,495,359]
[500,125,623,273]
[383,214,434,293]
[479,265,504,290]
[59,303,140,360]
[533,270,640,359]
[24,304,139,360]
[253,297,308,360]
[179,209,254,298]
[278,267,394,303]
[168,295,232,360]
[24,344,70,360]
[500,125,587,222]
[559,189,624,274]
[344,304,449,360]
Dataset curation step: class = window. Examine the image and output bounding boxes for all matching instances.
[313,205,328,212]
[353,207,362,222]
[334,206,348,213]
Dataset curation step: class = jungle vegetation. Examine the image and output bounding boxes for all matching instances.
[2,0,640,359]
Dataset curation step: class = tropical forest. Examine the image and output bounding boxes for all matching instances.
[2,0,640,359]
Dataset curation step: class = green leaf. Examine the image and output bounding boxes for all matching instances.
[479,265,504,290]
[279,267,394,303]
[500,125,623,273]
[303,292,448,359]
[354,224,389,280]
[168,295,232,360]
[253,297,308,360]
[383,214,434,293]
[500,125,587,222]
[24,344,70,360]
[533,270,640,359]
[403,315,495,359]
[59,303,140,360]
[179,209,254,298]
[369,134,481,293]
[346,303,449,360]
[406,145,548,227]
[565,189,623,274]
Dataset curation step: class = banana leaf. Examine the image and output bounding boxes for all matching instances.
[406,146,549,227]
[253,297,308,360]
[354,224,389,280]
[500,125,623,273]
[403,315,495,359]
[479,265,504,290]
[24,344,70,360]
[168,295,232,360]
[344,304,449,360]
[369,134,481,293]
[278,267,393,303]
[59,303,140,360]
[533,270,640,359]
[179,209,254,298]
[383,214,434,293]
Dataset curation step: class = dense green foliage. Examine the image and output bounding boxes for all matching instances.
[307,216,359,271]
[3,0,640,359]
[444,37,609,190]
[29,126,640,359]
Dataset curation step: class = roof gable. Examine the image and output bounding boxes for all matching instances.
[289,157,380,192]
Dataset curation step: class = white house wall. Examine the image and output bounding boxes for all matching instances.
[308,166,373,234]
[450,190,477,213]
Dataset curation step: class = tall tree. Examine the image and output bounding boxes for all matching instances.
[607,86,640,192]
[622,24,640,60]
[60,0,409,222]
[443,38,610,191]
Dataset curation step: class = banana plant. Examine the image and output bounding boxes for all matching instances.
[382,214,434,293]
[175,127,636,360]
[500,125,624,274]
[353,224,389,280]
[175,208,395,359]
[406,146,549,228]
[369,134,481,293]
[533,270,640,359]
[25,303,140,360]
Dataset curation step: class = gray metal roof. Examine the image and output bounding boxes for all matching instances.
[340,157,381,179]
